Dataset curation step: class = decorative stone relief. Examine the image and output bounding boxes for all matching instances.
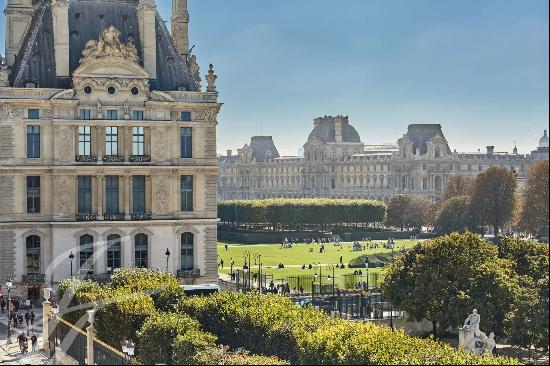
[54,126,75,162]
[153,175,171,214]
[80,26,139,64]
[0,104,24,120]
[54,176,74,216]
[0,55,9,87]
[152,127,169,161]
[195,106,220,122]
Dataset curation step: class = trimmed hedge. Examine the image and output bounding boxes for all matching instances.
[57,279,106,326]
[178,292,518,365]
[193,346,290,365]
[136,312,216,365]
[219,198,386,229]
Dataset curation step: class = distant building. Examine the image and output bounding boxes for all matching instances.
[0,0,221,299]
[218,115,548,202]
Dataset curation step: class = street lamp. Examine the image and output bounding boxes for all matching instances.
[165,249,171,273]
[69,252,75,277]
[5,279,14,345]
[326,264,336,311]
[243,251,251,290]
[253,253,262,293]
[313,262,321,296]
[365,259,370,292]
[388,241,395,330]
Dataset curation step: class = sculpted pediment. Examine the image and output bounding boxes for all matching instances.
[73,56,149,80]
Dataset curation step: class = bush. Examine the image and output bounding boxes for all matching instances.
[94,287,156,348]
[136,312,215,365]
[110,268,185,311]
[193,346,290,365]
[57,279,106,326]
[172,331,219,365]
[348,252,404,268]
[178,292,517,365]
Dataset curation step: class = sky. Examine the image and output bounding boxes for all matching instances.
[1,0,548,156]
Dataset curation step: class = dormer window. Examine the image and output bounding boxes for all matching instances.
[435,147,441,158]
[25,81,38,88]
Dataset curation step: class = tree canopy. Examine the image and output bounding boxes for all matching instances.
[435,196,478,234]
[519,159,549,236]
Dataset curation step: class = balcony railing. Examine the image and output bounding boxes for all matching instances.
[177,269,201,279]
[103,155,125,163]
[77,213,98,222]
[22,273,46,285]
[75,155,98,163]
[103,213,125,221]
[131,212,152,221]
[129,155,151,163]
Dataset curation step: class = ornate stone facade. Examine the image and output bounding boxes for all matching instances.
[0,0,221,298]
[218,116,548,202]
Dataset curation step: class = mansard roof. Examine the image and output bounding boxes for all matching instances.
[249,136,280,163]
[308,117,361,144]
[9,0,197,91]
[405,124,451,155]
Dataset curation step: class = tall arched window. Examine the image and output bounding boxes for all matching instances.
[107,234,121,271]
[180,233,194,271]
[135,234,149,268]
[80,235,94,271]
[435,147,441,158]
[435,176,442,191]
[26,236,41,274]
[401,176,407,190]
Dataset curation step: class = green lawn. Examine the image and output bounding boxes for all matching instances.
[217,239,419,289]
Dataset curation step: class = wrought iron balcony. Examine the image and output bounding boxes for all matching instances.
[75,155,98,163]
[131,212,152,221]
[77,213,98,222]
[129,155,151,163]
[22,273,46,285]
[177,269,201,279]
[103,155,125,163]
[103,213,125,221]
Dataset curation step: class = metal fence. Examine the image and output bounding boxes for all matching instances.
[94,338,133,365]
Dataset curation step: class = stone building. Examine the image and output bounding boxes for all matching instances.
[1,0,221,300]
[218,116,548,202]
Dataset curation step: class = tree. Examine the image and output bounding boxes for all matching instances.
[386,195,413,231]
[386,195,432,231]
[435,196,477,234]
[382,232,519,338]
[471,166,517,236]
[443,175,474,201]
[519,159,549,236]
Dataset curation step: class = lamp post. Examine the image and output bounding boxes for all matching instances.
[365,259,370,292]
[165,249,171,273]
[243,251,251,290]
[5,279,14,345]
[69,252,75,277]
[327,264,335,312]
[389,242,395,330]
[313,262,321,296]
[253,253,261,293]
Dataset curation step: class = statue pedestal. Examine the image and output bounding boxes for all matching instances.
[459,327,474,349]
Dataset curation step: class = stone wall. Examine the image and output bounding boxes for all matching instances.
[0,125,14,158]
[0,175,15,214]
[203,225,218,283]
[0,230,15,282]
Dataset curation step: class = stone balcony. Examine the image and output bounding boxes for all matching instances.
[131,213,152,221]
[103,155,125,163]
[77,213,98,222]
[129,155,151,163]
[22,273,46,285]
[103,213,126,221]
[75,155,98,163]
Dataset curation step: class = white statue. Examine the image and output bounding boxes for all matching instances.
[459,309,497,355]
[80,26,139,64]
[463,309,481,337]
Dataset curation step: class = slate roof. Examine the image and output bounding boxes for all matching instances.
[405,124,451,155]
[10,0,197,91]
[250,136,280,163]
[308,119,361,143]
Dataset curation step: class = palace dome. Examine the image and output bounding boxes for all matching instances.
[308,116,361,143]
[539,130,549,148]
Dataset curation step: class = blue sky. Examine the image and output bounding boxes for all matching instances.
[1,0,548,155]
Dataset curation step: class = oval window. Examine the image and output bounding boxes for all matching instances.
[107,86,116,95]
[131,87,139,96]
[84,86,92,95]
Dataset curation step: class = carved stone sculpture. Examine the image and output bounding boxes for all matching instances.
[80,26,139,64]
[459,309,497,355]
[0,54,9,87]
[187,54,201,90]
[206,63,217,93]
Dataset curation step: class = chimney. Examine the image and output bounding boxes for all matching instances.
[4,0,34,67]
[486,146,494,156]
[171,0,190,56]
[334,116,345,143]
[227,150,232,157]
[52,0,70,79]
[137,0,157,79]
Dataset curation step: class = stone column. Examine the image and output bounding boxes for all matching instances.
[124,176,131,220]
[137,0,157,79]
[86,310,96,366]
[97,175,104,220]
[41,288,52,351]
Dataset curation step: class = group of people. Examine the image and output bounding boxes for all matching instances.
[266,282,305,295]
[17,332,39,354]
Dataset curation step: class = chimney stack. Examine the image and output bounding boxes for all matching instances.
[52,0,70,80]
[137,0,158,79]
[4,0,34,67]
[227,150,232,157]
[171,0,190,56]
[486,146,495,156]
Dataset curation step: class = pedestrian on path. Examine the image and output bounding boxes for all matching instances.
[31,334,38,352]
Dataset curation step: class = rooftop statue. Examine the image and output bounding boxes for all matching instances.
[80,26,139,64]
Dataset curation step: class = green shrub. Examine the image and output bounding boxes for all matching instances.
[178,292,518,365]
[136,312,214,365]
[193,346,290,365]
[94,287,156,348]
[57,279,106,326]
[172,331,218,365]
[110,268,185,311]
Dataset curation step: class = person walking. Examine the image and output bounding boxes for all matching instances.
[31,334,38,352]
[30,311,35,327]
[0,296,5,314]
[25,311,30,327]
